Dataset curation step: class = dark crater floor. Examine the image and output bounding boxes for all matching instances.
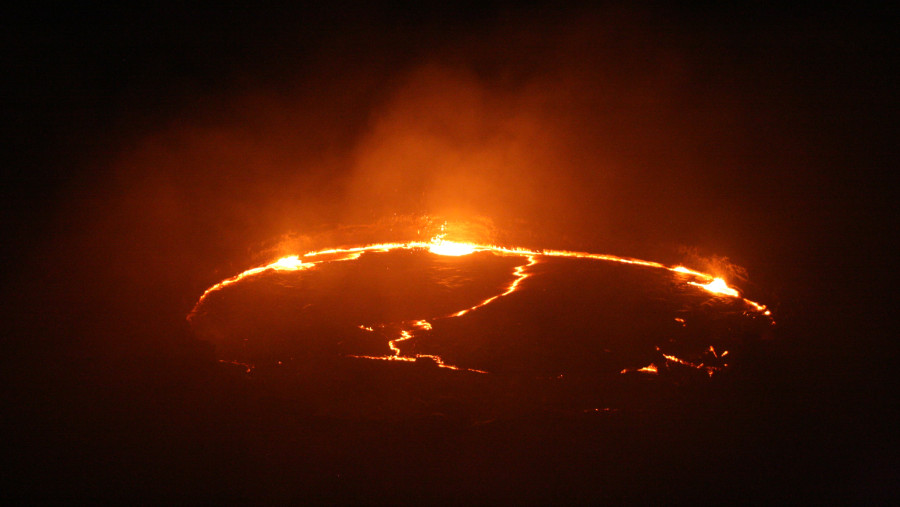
[190,249,772,420]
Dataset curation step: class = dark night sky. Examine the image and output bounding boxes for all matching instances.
[1,2,896,503]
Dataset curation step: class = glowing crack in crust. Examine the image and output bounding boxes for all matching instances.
[352,320,489,373]
[189,236,773,373]
[619,346,728,378]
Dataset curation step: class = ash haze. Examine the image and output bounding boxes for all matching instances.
[1,3,895,504]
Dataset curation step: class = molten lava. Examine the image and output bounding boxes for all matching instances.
[428,240,477,256]
[689,277,739,297]
[189,235,773,374]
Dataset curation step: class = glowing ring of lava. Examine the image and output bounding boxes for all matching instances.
[189,237,773,374]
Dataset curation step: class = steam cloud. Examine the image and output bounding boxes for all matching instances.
[27,6,806,328]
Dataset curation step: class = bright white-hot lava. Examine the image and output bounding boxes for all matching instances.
[189,236,773,373]
[689,277,739,297]
[428,240,477,256]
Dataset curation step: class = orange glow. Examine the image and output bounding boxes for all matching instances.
[620,364,659,375]
[452,254,537,317]
[190,240,770,319]
[269,255,307,270]
[658,348,720,377]
[689,277,739,297]
[428,239,478,256]
[218,359,253,374]
[673,265,708,277]
[190,233,774,374]
[187,256,314,321]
